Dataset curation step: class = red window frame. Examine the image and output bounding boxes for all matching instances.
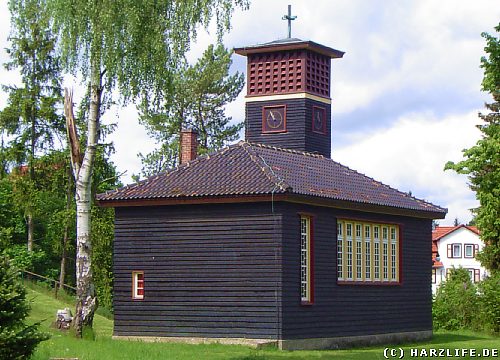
[132,271,145,300]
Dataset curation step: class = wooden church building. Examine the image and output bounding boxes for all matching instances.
[97,33,447,349]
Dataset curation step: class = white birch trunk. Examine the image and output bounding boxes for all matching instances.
[64,57,101,336]
[27,213,34,252]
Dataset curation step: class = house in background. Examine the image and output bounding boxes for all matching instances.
[432,225,487,293]
[97,35,447,350]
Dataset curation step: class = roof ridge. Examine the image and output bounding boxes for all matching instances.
[241,142,291,192]
[246,141,325,159]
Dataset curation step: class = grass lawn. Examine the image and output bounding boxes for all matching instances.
[27,285,499,360]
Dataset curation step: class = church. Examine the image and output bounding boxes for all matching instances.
[97,13,447,350]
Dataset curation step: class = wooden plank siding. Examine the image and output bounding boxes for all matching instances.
[278,202,432,339]
[113,203,283,339]
[245,98,331,157]
[113,200,432,341]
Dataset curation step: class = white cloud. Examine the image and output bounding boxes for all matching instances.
[333,111,481,225]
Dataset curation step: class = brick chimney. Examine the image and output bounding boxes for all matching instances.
[180,129,198,165]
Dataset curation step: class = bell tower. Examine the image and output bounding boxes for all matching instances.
[234,14,343,157]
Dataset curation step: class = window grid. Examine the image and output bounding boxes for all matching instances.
[356,239,362,280]
[337,222,343,280]
[300,217,310,302]
[374,226,380,280]
[382,226,389,281]
[390,227,397,281]
[346,223,353,280]
[248,51,307,96]
[337,221,399,284]
[365,238,371,280]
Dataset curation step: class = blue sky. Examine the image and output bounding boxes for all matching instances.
[1,0,499,225]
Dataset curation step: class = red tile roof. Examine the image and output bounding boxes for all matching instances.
[97,142,447,217]
[432,225,479,241]
[431,225,480,267]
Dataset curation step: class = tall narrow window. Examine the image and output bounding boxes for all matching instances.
[365,225,371,280]
[355,224,362,280]
[373,226,380,281]
[390,227,398,281]
[382,226,389,281]
[337,222,344,280]
[300,216,313,304]
[346,223,353,280]
[132,271,144,300]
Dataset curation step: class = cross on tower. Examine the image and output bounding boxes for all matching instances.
[282,5,297,38]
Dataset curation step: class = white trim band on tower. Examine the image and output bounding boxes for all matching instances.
[245,92,332,105]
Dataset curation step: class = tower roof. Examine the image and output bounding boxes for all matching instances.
[234,38,344,59]
[97,142,446,219]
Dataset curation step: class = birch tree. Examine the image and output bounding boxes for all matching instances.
[44,0,249,336]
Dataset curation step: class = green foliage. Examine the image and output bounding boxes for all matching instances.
[433,267,478,330]
[476,273,500,333]
[138,44,245,177]
[0,256,49,360]
[2,244,46,271]
[0,178,25,248]
[91,207,114,311]
[433,268,500,334]
[445,23,500,273]
[46,0,250,102]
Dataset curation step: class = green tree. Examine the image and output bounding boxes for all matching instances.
[0,255,49,360]
[139,44,244,177]
[1,0,64,252]
[43,0,249,336]
[445,23,500,273]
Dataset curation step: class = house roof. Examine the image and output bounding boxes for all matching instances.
[97,142,447,218]
[432,225,479,241]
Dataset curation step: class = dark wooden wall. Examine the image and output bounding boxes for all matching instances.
[113,200,432,341]
[245,98,332,157]
[278,202,432,339]
[113,203,282,339]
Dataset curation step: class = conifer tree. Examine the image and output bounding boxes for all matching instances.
[138,44,244,177]
[0,255,48,360]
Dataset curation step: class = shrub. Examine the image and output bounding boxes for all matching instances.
[433,267,479,330]
[477,272,500,333]
[0,255,49,360]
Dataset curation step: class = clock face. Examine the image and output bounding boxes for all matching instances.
[312,106,326,134]
[262,105,286,133]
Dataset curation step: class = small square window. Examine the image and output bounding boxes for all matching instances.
[464,244,474,258]
[132,271,144,300]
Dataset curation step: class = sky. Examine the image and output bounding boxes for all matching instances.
[0,0,499,226]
